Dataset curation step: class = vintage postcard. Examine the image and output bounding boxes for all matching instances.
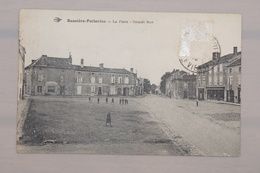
[17,9,241,156]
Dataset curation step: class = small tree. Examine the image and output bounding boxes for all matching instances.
[143,78,151,94]
[160,72,172,94]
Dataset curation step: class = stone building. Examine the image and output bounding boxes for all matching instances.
[226,55,241,103]
[24,54,75,96]
[171,70,196,99]
[165,69,196,99]
[74,59,136,96]
[18,44,26,100]
[24,54,138,96]
[196,47,241,101]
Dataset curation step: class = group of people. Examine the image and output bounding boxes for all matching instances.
[88,97,129,104]
[119,98,128,104]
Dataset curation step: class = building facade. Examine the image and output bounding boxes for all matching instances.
[226,56,241,103]
[74,59,136,96]
[196,47,241,102]
[24,55,75,96]
[165,69,196,99]
[24,55,138,96]
[18,44,26,100]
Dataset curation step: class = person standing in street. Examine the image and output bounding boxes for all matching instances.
[106,112,112,127]
[111,98,114,104]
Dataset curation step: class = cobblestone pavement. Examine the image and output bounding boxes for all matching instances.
[139,95,240,156]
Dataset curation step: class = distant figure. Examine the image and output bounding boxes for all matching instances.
[106,97,108,103]
[125,99,128,104]
[122,98,125,104]
[196,99,199,107]
[119,98,122,104]
[106,112,112,127]
[97,98,100,104]
[111,98,114,104]
[89,97,92,103]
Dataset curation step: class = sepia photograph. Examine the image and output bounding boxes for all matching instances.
[17,9,241,156]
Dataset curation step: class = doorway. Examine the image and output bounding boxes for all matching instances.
[98,87,102,95]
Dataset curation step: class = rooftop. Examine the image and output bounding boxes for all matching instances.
[25,55,134,74]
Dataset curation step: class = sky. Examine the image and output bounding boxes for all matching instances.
[19,10,241,85]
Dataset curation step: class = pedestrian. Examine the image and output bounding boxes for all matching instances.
[106,112,112,127]
[106,97,108,103]
[89,96,92,103]
[125,99,127,104]
[111,98,114,104]
[97,97,100,104]
[196,99,199,107]
[122,98,125,104]
[119,98,122,104]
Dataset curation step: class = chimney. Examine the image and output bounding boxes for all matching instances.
[68,52,72,63]
[99,63,104,69]
[42,55,47,65]
[212,52,220,60]
[130,68,134,72]
[233,47,237,56]
[80,58,84,68]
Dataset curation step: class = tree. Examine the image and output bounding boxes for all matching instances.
[160,72,172,94]
[143,78,151,94]
[151,84,157,94]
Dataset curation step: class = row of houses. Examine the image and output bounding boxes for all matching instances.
[23,54,144,97]
[164,47,241,103]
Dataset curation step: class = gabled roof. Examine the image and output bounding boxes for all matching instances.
[25,55,74,69]
[25,55,134,74]
[226,55,241,67]
[74,65,133,74]
[197,52,241,69]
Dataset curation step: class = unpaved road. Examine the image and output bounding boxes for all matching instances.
[17,95,240,156]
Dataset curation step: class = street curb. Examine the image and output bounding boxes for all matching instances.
[204,100,241,106]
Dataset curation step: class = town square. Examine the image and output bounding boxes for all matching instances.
[17,10,241,156]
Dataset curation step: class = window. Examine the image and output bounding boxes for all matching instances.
[77,77,82,83]
[60,76,64,82]
[197,78,201,86]
[118,77,122,84]
[99,77,103,84]
[91,86,95,93]
[125,77,129,84]
[91,77,95,83]
[209,76,212,85]
[228,76,233,85]
[219,64,223,72]
[214,76,218,85]
[219,75,223,85]
[184,83,188,88]
[229,68,232,74]
[214,66,218,73]
[48,86,55,92]
[111,76,115,84]
[38,74,43,82]
[37,86,42,92]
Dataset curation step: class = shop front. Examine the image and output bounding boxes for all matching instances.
[206,87,225,101]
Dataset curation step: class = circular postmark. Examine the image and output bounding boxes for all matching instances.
[179,37,221,73]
